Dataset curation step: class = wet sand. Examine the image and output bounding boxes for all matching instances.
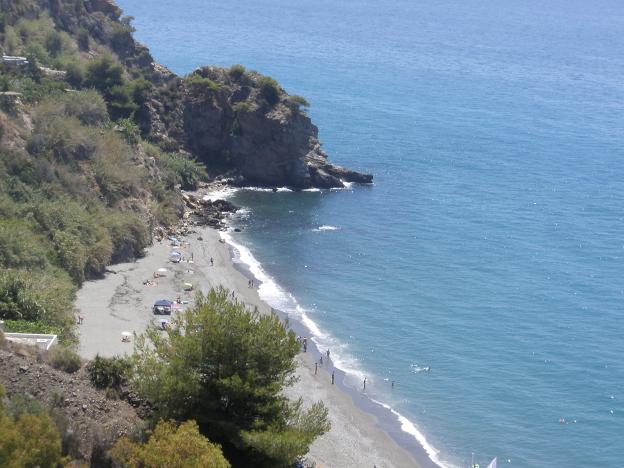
[76,226,422,467]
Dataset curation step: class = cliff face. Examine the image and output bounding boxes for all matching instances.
[148,67,373,188]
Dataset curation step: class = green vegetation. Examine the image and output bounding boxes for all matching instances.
[111,420,230,468]
[0,269,75,341]
[287,95,310,111]
[156,151,208,190]
[46,346,82,373]
[232,101,254,114]
[186,73,220,93]
[257,76,281,106]
[2,320,62,336]
[0,384,64,467]
[87,355,132,391]
[228,64,246,80]
[133,288,330,467]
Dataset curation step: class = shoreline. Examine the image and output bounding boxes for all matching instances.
[75,221,436,467]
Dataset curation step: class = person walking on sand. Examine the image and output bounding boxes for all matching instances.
[319,355,323,365]
[363,377,367,391]
[327,349,330,360]
[332,371,335,385]
[303,338,307,352]
[210,257,214,266]
[315,362,318,375]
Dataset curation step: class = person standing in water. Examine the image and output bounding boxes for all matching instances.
[326,349,330,360]
[363,377,367,391]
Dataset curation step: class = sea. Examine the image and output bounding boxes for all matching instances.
[117,0,624,466]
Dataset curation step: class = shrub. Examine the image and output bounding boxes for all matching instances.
[44,31,63,57]
[77,28,90,51]
[286,95,310,110]
[0,219,48,269]
[228,64,246,80]
[156,152,207,190]
[47,346,82,373]
[256,76,280,106]
[186,74,219,93]
[0,270,47,321]
[84,55,138,119]
[111,420,230,468]
[3,320,61,336]
[0,403,63,467]
[115,117,140,144]
[87,355,132,390]
[133,288,330,466]
[85,55,125,94]
[4,394,46,419]
[64,61,85,87]
[62,90,108,125]
[28,114,100,161]
[232,101,253,114]
[106,211,149,262]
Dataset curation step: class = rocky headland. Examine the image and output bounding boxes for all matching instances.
[0,0,371,189]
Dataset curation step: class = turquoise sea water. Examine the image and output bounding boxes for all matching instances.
[117,0,624,466]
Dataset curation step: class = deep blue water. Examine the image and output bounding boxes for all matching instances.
[117,0,624,466]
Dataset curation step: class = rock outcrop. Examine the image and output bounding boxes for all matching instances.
[146,66,373,189]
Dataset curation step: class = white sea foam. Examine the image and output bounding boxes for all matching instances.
[313,225,339,232]
[302,188,321,192]
[203,186,238,202]
[218,229,447,468]
[219,230,366,383]
[371,398,455,468]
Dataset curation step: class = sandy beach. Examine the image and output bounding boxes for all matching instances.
[76,225,422,468]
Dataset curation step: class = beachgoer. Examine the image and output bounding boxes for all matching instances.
[320,356,323,365]
[327,349,330,359]
[315,362,318,375]
[332,371,335,385]
[391,380,395,389]
[210,257,214,266]
[303,338,307,353]
[363,377,367,391]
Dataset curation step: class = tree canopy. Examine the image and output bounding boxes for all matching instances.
[111,419,230,468]
[133,288,330,467]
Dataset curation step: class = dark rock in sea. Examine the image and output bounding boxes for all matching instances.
[191,198,239,229]
[234,228,242,232]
